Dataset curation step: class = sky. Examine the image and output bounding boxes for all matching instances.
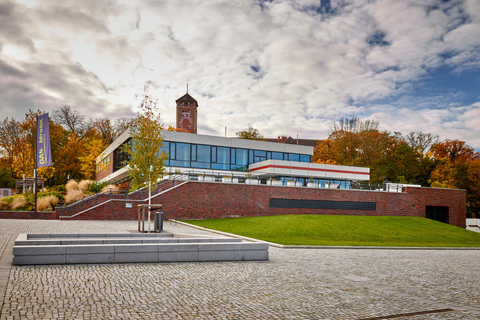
[1,0,480,148]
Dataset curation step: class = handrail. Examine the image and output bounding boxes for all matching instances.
[59,187,129,209]
[59,181,189,219]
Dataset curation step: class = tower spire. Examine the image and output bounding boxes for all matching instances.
[187,83,188,94]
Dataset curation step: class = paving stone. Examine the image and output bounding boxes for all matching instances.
[0,219,480,319]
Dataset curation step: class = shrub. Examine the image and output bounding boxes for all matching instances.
[37,195,59,211]
[11,196,27,210]
[101,184,119,193]
[66,180,79,193]
[78,180,91,192]
[0,200,10,210]
[65,189,85,204]
[87,180,110,193]
[50,184,66,192]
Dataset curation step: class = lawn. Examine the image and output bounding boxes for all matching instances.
[183,215,480,247]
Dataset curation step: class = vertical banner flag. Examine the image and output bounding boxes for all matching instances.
[37,113,52,167]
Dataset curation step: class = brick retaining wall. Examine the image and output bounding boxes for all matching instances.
[0,182,466,228]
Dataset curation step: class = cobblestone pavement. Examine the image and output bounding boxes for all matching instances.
[1,219,479,320]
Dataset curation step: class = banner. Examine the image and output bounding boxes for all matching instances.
[37,113,52,167]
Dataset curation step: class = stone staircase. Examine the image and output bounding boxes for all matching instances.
[13,233,269,265]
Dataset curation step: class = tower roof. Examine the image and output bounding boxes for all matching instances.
[175,93,197,104]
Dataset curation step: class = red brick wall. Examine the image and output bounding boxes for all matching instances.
[47,182,466,228]
[0,211,58,219]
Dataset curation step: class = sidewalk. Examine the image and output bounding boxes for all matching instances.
[1,219,479,319]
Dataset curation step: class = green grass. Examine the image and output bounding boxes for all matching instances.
[183,215,480,247]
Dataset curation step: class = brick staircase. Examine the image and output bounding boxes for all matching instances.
[57,179,186,220]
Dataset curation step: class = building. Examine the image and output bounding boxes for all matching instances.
[88,92,465,228]
[176,92,198,133]
[96,129,369,188]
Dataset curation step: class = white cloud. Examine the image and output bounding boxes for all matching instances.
[0,0,479,148]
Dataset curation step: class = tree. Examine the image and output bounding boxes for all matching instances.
[123,87,168,191]
[313,139,337,164]
[429,139,480,217]
[79,138,105,180]
[93,117,138,145]
[166,125,188,133]
[0,163,15,188]
[235,127,265,140]
[405,132,439,155]
[0,117,22,169]
[52,105,91,139]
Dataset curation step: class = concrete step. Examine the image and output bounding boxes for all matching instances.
[13,233,269,265]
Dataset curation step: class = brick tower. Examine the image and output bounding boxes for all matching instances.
[175,89,198,134]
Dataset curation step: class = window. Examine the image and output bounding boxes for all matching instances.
[192,144,211,169]
[300,154,311,162]
[171,142,190,167]
[231,148,236,164]
[272,152,284,160]
[170,143,176,160]
[191,145,197,162]
[288,153,300,162]
[211,147,217,163]
[161,141,170,166]
[212,147,230,170]
[232,148,248,171]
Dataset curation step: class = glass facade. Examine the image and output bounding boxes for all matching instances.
[160,140,311,172]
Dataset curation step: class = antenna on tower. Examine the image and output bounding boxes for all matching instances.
[187,83,188,94]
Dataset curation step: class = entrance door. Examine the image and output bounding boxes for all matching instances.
[426,206,449,223]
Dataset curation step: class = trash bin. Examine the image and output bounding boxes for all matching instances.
[154,211,163,233]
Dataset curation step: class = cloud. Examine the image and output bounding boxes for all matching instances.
[0,0,479,148]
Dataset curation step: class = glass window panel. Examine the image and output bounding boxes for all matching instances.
[236,149,248,165]
[232,149,248,171]
[191,161,210,169]
[197,145,211,163]
[170,160,189,167]
[212,163,230,170]
[272,152,283,160]
[191,145,197,162]
[249,150,254,164]
[300,154,311,162]
[254,150,266,157]
[231,148,236,164]
[288,153,300,162]
[176,143,190,161]
[267,152,272,159]
[170,142,176,160]
[217,147,230,164]
[212,147,217,162]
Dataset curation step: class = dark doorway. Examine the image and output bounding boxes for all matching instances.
[426,206,449,223]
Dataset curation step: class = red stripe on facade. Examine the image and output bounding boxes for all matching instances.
[249,164,369,176]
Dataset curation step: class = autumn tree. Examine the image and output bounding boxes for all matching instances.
[79,138,105,180]
[312,139,337,164]
[123,88,168,192]
[166,125,188,133]
[405,132,439,155]
[93,117,138,145]
[0,117,22,169]
[429,139,480,216]
[235,127,265,140]
[52,105,91,139]
[313,117,437,184]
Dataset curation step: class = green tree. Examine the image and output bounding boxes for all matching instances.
[123,87,168,192]
[235,127,265,140]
